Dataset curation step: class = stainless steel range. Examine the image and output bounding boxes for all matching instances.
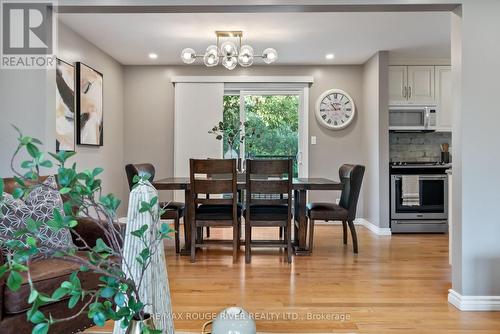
[390,161,450,233]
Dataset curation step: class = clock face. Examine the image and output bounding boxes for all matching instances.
[315,89,355,130]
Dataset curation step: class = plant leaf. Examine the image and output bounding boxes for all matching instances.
[32,322,49,334]
[7,271,23,291]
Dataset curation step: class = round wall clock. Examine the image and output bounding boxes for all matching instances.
[315,89,356,130]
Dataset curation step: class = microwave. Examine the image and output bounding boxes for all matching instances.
[389,105,437,131]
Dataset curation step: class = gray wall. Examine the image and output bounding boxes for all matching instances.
[123,65,366,213]
[360,52,389,228]
[0,70,53,177]
[57,23,127,215]
[451,0,500,297]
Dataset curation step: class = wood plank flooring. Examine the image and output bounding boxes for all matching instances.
[88,225,500,333]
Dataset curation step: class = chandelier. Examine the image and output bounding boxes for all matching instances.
[180,31,278,70]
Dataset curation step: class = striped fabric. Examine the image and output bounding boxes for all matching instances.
[113,181,175,334]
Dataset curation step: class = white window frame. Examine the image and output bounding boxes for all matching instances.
[224,83,309,178]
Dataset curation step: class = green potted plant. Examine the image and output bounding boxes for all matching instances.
[0,126,174,334]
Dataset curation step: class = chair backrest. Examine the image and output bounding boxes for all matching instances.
[189,159,237,208]
[125,163,156,190]
[246,159,293,207]
[338,164,365,221]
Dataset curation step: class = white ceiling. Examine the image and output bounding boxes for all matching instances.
[59,12,451,65]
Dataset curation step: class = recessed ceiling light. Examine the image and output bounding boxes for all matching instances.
[149,53,158,59]
[325,53,335,60]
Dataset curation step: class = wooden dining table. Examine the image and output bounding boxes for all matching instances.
[153,176,342,256]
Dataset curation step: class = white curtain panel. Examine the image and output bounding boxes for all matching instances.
[113,181,175,334]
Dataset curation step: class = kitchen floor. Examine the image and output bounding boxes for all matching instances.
[86,225,500,334]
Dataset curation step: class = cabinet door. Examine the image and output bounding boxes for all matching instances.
[435,66,452,131]
[389,66,408,105]
[407,66,435,104]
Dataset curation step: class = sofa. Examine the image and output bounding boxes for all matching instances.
[0,177,121,334]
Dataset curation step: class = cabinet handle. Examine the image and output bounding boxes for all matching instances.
[408,86,412,99]
[403,86,407,99]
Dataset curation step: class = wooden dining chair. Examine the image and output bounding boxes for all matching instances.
[306,164,365,254]
[189,159,241,263]
[244,159,293,264]
[125,163,185,253]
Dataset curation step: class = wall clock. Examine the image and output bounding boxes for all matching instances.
[315,89,355,130]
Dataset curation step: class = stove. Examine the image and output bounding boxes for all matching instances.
[389,160,450,233]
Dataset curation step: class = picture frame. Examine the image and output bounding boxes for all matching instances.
[76,62,104,146]
[55,58,76,152]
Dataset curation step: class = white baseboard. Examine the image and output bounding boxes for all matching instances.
[356,218,392,236]
[315,218,391,236]
[448,289,500,311]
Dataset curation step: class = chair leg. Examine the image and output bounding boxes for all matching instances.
[308,219,315,254]
[205,227,210,238]
[237,221,242,248]
[232,222,238,263]
[279,227,283,240]
[347,220,358,254]
[190,221,197,263]
[245,222,251,264]
[174,216,180,254]
[286,221,292,263]
[197,227,203,244]
[342,220,348,245]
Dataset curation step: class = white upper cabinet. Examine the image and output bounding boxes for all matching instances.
[389,66,408,105]
[407,66,435,104]
[389,65,436,105]
[435,66,452,131]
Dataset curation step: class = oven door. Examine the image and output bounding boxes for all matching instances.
[391,174,448,220]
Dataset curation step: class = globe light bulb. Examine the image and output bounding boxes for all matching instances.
[203,45,219,67]
[222,56,237,70]
[181,48,196,64]
[220,41,237,57]
[262,48,278,64]
[238,45,254,67]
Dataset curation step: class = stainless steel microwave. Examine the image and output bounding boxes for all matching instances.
[389,105,437,131]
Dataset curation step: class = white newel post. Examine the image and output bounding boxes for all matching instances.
[113,181,175,334]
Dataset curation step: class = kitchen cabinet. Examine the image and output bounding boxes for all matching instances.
[389,66,408,105]
[407,66,435,104]
[389,65,435,105]
[435,66,452,131]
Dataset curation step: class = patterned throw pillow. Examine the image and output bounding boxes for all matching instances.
[0,176,74,256]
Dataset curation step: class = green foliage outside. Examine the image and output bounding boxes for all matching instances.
[223,95,299,176]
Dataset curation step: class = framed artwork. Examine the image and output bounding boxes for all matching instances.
[55,58,75,152]
[76,62,103,146]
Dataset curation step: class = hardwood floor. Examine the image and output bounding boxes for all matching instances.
[88,225,500,333]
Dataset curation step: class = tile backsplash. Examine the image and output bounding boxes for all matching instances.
[390,132,452,162]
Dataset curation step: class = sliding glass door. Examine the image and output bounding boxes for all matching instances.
[223,90,307,177]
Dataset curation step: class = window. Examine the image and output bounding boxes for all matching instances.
[222,90,306,177]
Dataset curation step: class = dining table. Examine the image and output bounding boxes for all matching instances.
[153,175,342,256]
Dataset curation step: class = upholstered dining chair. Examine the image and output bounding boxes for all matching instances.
[125,163,185,254]
[244,159,293,263]
[306,164,365,254]
[189,158,241,263]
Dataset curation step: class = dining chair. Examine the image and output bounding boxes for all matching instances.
[244,159,293,264]
[189,158,241,263]
[306,164,365,254]
[125,163,185,253]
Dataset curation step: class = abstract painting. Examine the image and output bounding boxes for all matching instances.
[76,62,103,146]
[56,58,75,151]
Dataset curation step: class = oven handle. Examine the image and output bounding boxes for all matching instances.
[392,175,447,181]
